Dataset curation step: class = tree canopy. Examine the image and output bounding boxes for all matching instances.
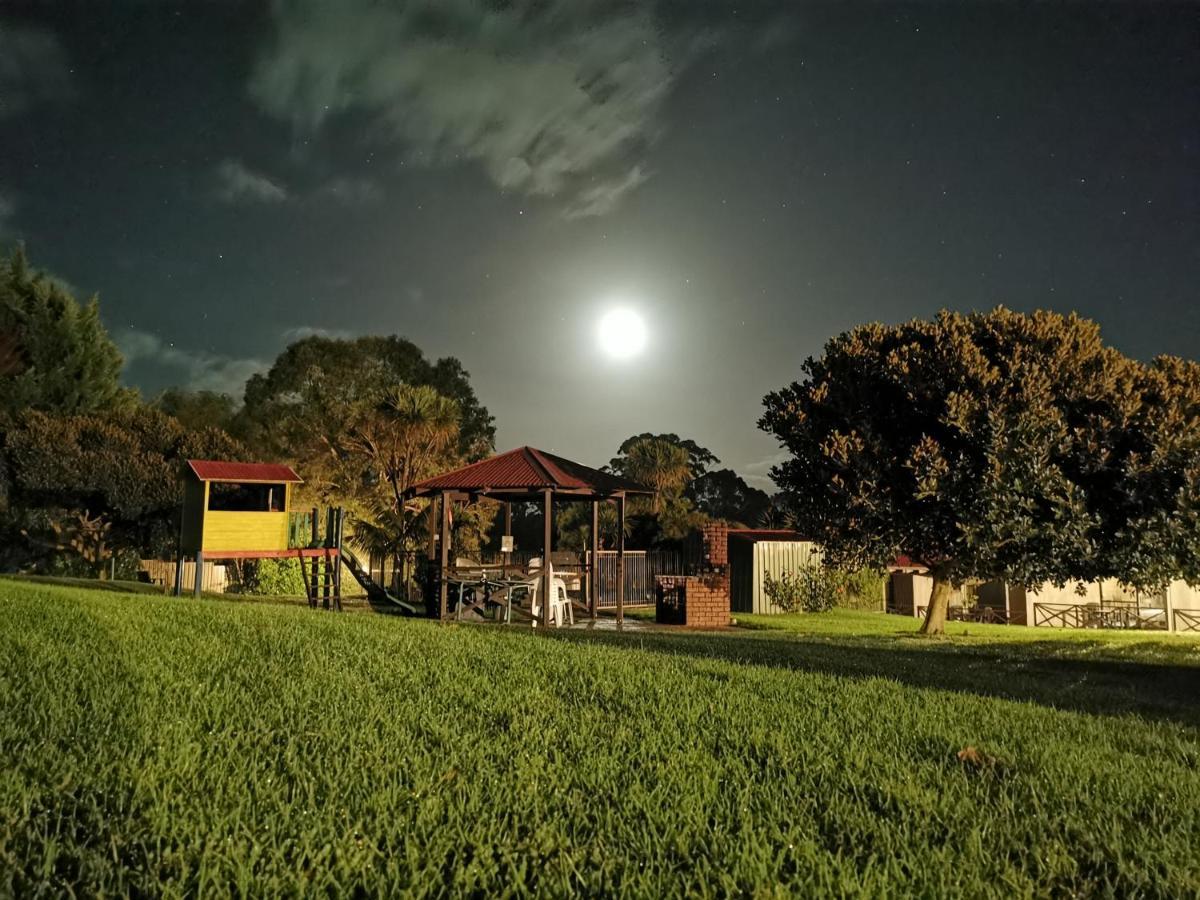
[0,246,134,417]
[760,308,1200,634]
[238,335,494,471]
[1,406,248,570]
[688,468,771,527]
[611,433,717,480]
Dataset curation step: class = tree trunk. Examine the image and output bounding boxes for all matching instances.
[920,576,953,635]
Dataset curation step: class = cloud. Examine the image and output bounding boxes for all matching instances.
[214,159,382,208]
[249,0,693,216]
[0,192,15,238]
[563,165,649,220]
[116,328,268,399]
[214,159,289,204]
[0,21,72,119]
[740,450,789,492]
[280,325,355,343]
[315,176,382,206]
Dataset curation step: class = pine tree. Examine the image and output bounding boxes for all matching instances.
[0,245,135,417]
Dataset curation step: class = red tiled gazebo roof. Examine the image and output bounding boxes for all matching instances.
[187,460,303,483]
[407,446,651,500]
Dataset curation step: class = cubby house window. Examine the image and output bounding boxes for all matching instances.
[207,482,286,513]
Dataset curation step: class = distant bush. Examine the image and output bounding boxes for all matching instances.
[227,559,307,597]
[764,563,885,613]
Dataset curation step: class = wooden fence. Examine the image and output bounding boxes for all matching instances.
[1033,602,1168,630]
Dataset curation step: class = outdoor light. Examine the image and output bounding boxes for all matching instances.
[597,307,648,360]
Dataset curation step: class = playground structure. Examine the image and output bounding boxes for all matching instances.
[175,460,344,608]
[175,459,421,613]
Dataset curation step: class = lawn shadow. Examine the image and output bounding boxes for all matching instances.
[549,626,1200,729]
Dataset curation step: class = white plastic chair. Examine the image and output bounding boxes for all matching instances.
[527,560,573,628]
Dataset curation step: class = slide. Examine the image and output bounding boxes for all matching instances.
[339,548,421,615]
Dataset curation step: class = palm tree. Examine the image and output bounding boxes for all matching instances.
[340,384,461,598]
[617,437,693,514]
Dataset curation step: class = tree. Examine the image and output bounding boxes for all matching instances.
[609,437,693,514]
[760,308,1200,635]
[0,245,135,417]
[688,468,771,526]
[154,389,237,433]
[339,384,470,597]
[611,433,718,480]
[237,335,494,483]
[2,406,248,571]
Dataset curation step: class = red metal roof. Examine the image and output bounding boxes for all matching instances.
[728,529,808,542]
[187,460,303,483]
[890,554,928,571]
[408,446,650,497]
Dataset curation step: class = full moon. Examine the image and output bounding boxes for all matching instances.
[597,308,648,360]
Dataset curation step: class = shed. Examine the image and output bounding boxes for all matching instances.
[181,460,303,557]
[728,529,821,614]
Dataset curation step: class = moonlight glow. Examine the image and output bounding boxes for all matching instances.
[597,308,648,360]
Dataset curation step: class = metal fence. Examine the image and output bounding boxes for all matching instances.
[590,550,687,608]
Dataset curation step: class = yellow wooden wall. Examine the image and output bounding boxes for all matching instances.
[202,511,290,553]
[181,478,294,554]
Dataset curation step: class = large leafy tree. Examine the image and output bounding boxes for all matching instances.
[1,406,248,571]
[0,246,135,417]
[608,435,706,542]
[154,388,237,434]
[760,308,1200,634]
[237,336,494,488]
[688,468,771,526]
[611,433,717,480]
[337,384,492,596]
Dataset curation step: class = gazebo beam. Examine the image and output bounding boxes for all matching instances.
[616,494,625,628]
[589,500,599,620]
[542,488,553,627]
[439,490,450,622]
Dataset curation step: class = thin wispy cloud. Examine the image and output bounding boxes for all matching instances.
[214,159,289,204]
[0,192,16,239]
[280,325,355,343]
[214,159,382,208]
[116,328,268,399]
[249,0,694,218]
[0,21,72,119]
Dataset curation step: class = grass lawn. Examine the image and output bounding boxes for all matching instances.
[3,582,1199,896]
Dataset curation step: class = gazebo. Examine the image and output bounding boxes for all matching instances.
[406,446,652,625]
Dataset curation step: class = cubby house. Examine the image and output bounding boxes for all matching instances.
[181,460,302,557]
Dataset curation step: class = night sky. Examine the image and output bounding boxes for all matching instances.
[2,2,1197,488]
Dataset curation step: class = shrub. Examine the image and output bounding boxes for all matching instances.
[227,558,308,597]
[764,563,885,613]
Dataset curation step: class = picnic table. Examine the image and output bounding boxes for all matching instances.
[445,569,534,623]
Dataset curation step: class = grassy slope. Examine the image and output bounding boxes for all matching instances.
[2,583,1199,896]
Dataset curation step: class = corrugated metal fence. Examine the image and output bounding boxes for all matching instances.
[731,540,822,614]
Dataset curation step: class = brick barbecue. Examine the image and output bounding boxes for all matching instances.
[655,523,731,628]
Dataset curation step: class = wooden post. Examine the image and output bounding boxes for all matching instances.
[439,491,451,622]
[503,501,512,579]
[616,494,625,628]
[427,498,437,560]
[193,551,204,599]
[542,489,553,627]
[333,508,343,612]
[311,506,319,547]
[173,551,184,597]
[589,499,600,620]
[322,550,332,610]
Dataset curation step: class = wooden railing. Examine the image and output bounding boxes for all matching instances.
[1033,602,1168,630]
[1173,609,1200,633]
